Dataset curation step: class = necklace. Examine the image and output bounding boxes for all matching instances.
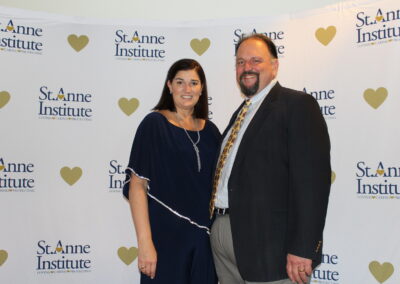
[175,113,201,172]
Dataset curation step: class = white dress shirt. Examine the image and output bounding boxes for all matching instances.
[214,80,277,209]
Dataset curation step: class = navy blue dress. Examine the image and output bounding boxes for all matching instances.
[123,112,220,284]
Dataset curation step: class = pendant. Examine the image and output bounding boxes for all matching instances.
[193,144,201,172]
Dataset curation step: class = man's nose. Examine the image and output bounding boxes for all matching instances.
[243,60,253,71]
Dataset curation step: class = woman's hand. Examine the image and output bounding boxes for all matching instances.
[138,239,157,279]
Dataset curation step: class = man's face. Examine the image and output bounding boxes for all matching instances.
[235,38,279,97]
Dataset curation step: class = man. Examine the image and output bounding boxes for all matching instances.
[210,34,331,284]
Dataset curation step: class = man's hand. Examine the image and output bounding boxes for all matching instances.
[286,253,312,284]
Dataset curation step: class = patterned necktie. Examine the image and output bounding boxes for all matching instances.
[210,99,251,217]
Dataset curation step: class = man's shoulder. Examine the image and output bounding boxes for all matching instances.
[275,83,316,104]
[275,83,306,97]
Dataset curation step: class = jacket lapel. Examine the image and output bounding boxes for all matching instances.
[221,100,246,139]
[212,100,246,172]
[229,82,282,186]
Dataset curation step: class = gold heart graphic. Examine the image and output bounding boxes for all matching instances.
[376,16,383,22]
[132,36,139,42]
[190,38,211,56]
[57,94,64,100]
[0,91,11,109]
[118,247,138,265]
[376,169,384,175]
[67,34,89,52]
[118,98,140,116]
[6,26,14,31]
[315,26,336,46]
[0,165,4,171]
[331,171,336,184]
[60,167,83,186]
[363,87,388,109]
[369,261,394,283]
[0,250,8,266]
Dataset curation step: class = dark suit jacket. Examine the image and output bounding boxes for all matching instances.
[224,82,331,282]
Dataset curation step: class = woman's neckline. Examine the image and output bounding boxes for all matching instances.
[153,111,207,132]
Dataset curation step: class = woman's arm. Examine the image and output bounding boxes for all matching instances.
[129,174,157,279]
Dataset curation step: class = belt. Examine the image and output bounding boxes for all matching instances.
[215,207,229,215]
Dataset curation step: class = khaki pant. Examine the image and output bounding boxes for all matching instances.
[210,214,310,284]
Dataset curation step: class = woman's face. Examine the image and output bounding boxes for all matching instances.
[167,69,203,112]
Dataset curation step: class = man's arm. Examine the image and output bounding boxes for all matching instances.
[286,93,331,282]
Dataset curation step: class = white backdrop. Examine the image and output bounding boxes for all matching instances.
[1,0,400,283]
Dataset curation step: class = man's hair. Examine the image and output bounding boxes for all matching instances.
[235,33,278,59]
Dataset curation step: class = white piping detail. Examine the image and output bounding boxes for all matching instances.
[147,192,210,235]
[123,167,150,188]
[124,167,210,235]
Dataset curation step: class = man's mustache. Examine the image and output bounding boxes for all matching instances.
[240,71,259,81]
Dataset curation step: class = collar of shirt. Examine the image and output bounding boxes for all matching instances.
[247,79,277,107]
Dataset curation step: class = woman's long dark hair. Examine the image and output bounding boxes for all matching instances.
[153,58,209,119]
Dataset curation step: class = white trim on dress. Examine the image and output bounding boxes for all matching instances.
[124,167,210,235]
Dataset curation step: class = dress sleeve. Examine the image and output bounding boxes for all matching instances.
[122,114,156,199]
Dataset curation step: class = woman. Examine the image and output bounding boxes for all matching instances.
[123,58,220,284]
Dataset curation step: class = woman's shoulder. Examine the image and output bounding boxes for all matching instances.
[205,119,217,128]
[139,111,166,126]
[135,112,167,135]
[205,119,221,137]
[143,111,165,121]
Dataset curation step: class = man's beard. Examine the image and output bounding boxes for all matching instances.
[239,71,259,97]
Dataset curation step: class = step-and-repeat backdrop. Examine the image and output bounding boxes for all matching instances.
[1,0,399,283]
